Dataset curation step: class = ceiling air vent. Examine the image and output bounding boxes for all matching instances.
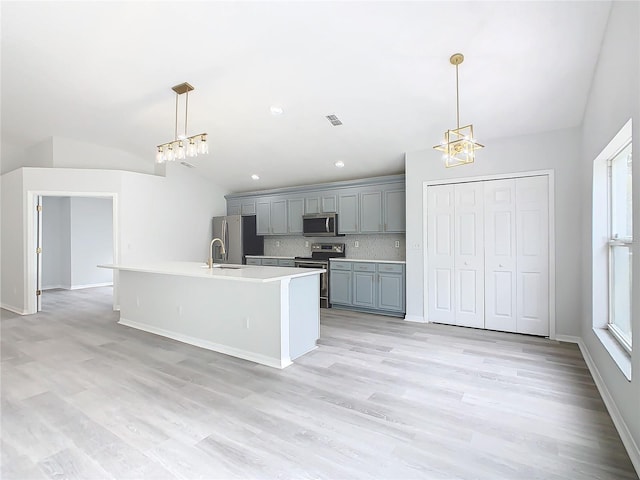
[180,161,195,168]
[325,114,343,126]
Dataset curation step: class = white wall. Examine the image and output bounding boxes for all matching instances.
[0,162,228,314]
[405,127,582,336]
[41,196,71,289]
[69,197,113,288]
[0,169,25,313]
[579,0,639,468]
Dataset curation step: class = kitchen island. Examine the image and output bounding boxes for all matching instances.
[100,262,323,368]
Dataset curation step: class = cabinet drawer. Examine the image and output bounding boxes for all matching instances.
[377,263,404,274]
[261,258,279,266]
[353,262,376,272]
[278,259,296,267]
[330,262,352,271]
[246,258,261,265]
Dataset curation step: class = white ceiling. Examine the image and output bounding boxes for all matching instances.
[1,1,611,192]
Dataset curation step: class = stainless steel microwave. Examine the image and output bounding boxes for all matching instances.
[302,213,340,237]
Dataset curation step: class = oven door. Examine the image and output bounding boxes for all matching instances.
[294,261,329,308]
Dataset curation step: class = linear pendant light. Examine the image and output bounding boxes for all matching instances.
[156,82,208,163]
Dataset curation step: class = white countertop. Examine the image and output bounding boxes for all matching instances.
[245,255,296,259]
[330,258,406,264]
[99,261,324,283]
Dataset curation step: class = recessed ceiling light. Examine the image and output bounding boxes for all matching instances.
[251,174,260,180]
[334,161,345,168]
[270,106,283,115]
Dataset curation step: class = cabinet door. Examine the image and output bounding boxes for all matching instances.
[426,184,455,325]
[353,271,376,308]
[270,199,287,234]
[261,258,279,266]
[256,200,271,235]
[321,194,338,213]
[246,258,262,266]
[515,176,549,336]
[278,259,296,267]
[305,197,320,214]
[360,191,383,233]
[287,198,304,234]
[377,272,404,312]
[338,193,359,233]
[330,270,352,305]
[484,179,517,333]
[384,189,406,232]
[454,182,485,329]
[241,200,256,215]
[227,201,241,216]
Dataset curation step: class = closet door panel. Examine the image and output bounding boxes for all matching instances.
[484,179,517,333]
[454,183,484,328]
[427,185,455,324]
[516,176,549,336]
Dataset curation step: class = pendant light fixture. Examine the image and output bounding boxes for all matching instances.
[156,82,208,163]
[433,53,484,167]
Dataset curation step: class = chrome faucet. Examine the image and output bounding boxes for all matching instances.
[208,238,226,268]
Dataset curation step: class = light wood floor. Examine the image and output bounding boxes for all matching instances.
[1,287,637,480]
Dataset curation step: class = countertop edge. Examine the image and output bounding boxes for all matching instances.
[98,263,324,283]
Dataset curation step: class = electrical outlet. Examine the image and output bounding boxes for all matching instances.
[354,241,359,248]
[276,241,280,247]
[244,317,250,329]
[395,241,400,248]
[305,241,309,248]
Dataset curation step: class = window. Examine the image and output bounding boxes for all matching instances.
[608,140,633,352]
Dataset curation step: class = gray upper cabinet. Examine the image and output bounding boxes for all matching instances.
[270,198,288,234]
[225,174,405,235]
[305,194,337,214]
[383,189,405,233]
[287,198,304,234]
[256,200,271,235]
[338,193,359,233]
[360,191,383,233]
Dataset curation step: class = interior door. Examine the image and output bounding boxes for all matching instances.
[36,195,43,312]
[454,183,484,328]
[516,176,549,336]
[426,184,455,324]
[484,179,518,332]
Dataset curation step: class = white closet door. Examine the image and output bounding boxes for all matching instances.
[426,185,455,324]
[454,183,484,328]
[516,176,549,336]
[484,179,518,333]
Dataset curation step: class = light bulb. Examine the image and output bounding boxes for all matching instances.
[198,135,209,154]
[176,141,186,160]
[166,145,175,161]
[187,138,198,157]
[156,147,164,163]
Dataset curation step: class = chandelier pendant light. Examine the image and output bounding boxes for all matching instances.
[433,53,484,167]
[156,82,208,163]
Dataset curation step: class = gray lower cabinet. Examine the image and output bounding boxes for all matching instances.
[329,261,405,316]
[245,257,295,267]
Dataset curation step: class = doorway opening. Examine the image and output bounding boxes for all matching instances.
[27,192,118,315]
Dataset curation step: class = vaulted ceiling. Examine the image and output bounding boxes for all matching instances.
[1,1,611,192]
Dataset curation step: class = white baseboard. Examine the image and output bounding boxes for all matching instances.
[70,282,113,290]
[42,284,69,291]
[577,338,640,475]
[554,334,581,343]
[404,314,426,323]
[0,303,28,315]
[118,317,292,369]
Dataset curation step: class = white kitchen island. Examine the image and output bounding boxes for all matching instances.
[100,262,324,368]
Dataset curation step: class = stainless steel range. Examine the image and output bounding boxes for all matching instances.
[295,243,345,308]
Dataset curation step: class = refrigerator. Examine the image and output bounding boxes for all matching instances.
[211,215,264,264]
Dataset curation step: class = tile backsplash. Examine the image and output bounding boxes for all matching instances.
[264,234,406,261]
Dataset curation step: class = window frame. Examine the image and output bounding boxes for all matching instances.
[606,138,633,354]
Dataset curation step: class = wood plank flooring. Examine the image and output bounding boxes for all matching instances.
[1,287,637,479]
